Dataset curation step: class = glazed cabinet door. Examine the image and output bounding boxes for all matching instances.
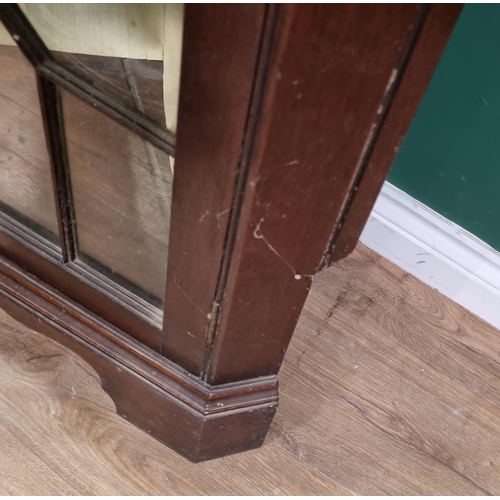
[0,5,269,356]
[0,4,461,461]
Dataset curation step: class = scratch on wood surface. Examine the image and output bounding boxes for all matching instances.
[253,218,306,280]
[198,210,210,223]
[173,274,207,318]
[216,208,230,229]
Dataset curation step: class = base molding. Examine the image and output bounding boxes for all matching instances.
[0,255,278,462]
[360,182,500,332]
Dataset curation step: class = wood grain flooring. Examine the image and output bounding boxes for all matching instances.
[2,244,500,494]
[0,313,345,496]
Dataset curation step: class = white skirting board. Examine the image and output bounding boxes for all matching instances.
[359,182,500,331]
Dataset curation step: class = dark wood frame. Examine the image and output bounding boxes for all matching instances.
[0,4,462,461]
[0,4,175,350]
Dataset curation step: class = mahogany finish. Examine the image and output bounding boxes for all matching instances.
[0,212,163,350]
[330,4,463,263]
[162,4,266,373]
[0,255,278,462]
[204,4,426,384]
[0,4,462,460]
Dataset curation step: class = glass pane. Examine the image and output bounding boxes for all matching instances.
[62,90,172,307]
[0,33,59,242]
[21,4,184,132]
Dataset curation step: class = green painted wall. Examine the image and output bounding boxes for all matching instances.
[388,4,500,251]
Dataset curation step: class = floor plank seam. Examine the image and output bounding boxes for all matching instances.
[336,393,494,496]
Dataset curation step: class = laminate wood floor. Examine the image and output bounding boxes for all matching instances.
[1,244,500,495]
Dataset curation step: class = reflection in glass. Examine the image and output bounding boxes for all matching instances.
[62,90,172,306]
[0,36,59,242]
[21,4,184,132]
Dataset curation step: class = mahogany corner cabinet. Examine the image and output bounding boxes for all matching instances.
[0,4,461,461]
